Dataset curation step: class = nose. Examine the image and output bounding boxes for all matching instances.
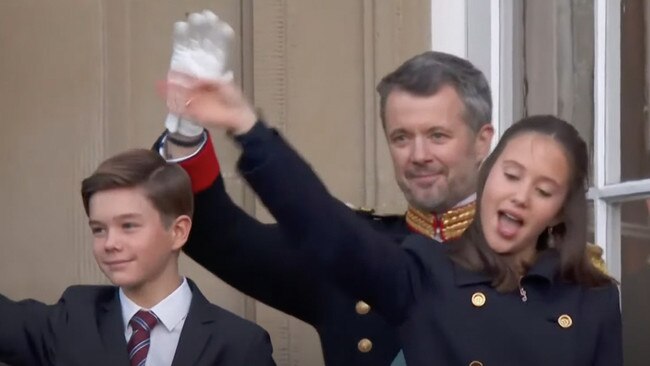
[411,136,432,164]
[103,231,122,251]
[511,183,532,208]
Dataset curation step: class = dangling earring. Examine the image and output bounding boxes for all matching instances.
[547,226,555,248]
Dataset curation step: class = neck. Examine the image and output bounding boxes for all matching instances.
[122,269,183,309]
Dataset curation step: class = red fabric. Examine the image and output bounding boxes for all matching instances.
[179,134,221,193]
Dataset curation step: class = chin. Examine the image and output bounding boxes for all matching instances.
[104,273,140,289]
[485,238,512,254]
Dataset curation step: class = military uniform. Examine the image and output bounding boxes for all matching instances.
[155,124,476,366]
[232,122,622,366]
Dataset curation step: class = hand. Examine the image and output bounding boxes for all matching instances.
[164,10,234,137]
[166,78,257,135]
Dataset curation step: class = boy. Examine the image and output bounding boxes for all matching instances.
[0,149,275,366]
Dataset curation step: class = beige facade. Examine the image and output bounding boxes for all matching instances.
[0,1,429,365]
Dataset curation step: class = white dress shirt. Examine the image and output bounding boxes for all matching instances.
[120,277,193,366]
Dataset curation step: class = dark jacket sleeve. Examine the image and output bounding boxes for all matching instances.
[241,328,277,366]
[594,285,623,366]
[236,123,421,325]
[161,131,324,324]
[0,294,63,365]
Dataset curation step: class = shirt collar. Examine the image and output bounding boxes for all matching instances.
[454,193,477,208]
[119,277,193,332]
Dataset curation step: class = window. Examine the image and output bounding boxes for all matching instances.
[433,1,650,364]
[500,1,650,364]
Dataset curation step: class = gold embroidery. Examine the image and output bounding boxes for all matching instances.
[586,243,607,274]
[405,202,475,241]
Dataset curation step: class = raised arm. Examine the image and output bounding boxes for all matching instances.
[0,294,60,365]
[233,121,424,323]
[155,132,324,324]
[162,69,426,323]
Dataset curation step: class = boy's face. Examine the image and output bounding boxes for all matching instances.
[88,187,187,293]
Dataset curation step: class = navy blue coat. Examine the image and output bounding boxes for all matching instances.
[235,123,623,366]
[160,128,410,365]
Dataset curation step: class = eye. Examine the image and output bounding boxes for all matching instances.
[90,226,106,237]
[390,133,410,146]
[391,133,406,141]
[536,187,552,197]
[504,172,519,181]
[122,222,140,231]
[429,132,448,142]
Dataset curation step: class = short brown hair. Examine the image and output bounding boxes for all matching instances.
[81,149,193,227]
[377,51,492,132]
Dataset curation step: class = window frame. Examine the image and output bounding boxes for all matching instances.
[432,0,650,281]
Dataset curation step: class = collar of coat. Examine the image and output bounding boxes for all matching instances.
[453,249,560,287]
[405,201,476,242]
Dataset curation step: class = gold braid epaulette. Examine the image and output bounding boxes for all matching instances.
[405,202,476,242]
[586,243,607,274]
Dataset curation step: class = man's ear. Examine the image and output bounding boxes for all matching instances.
[169,215,192,250]
[475,124,494,163]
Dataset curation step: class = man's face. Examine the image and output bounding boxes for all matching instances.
[384,86,493,212]
[88,187,185,294]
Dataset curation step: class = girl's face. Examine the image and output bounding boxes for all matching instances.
[480,132,571,263]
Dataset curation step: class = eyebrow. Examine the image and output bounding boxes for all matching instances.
[501,159,561,186]
[388,128,410,136]
[502,159,525,170]
[88,213,143,225]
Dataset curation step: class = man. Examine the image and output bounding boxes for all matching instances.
[0,149,275,366]
[158,16,493,364]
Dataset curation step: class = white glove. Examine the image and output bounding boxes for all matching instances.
[164,10,235,137]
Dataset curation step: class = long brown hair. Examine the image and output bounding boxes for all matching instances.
[448,115,613,292]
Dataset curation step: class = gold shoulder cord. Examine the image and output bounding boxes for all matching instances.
[405,202,476,241]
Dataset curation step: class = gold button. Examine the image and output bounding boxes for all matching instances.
[558,314,573,328]
[469,361,483,366]
[357,338,373,353]
[355,300,371,315]
[471,292,486,307]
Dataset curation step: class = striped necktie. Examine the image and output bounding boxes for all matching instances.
[127,310,159,366]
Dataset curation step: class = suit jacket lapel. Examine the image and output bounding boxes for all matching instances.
[98,290,131,365]
[172,280,217,366]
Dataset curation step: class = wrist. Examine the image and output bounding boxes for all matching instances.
[229,110,257,136]
[167,131,205,147]
[163,131,207,161]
